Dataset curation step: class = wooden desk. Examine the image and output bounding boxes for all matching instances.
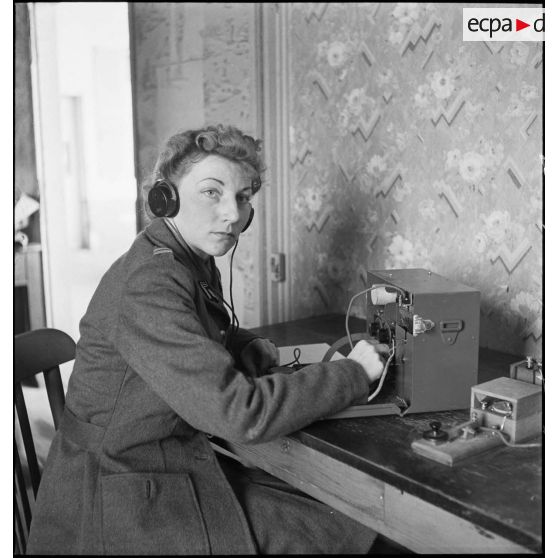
[211,314,542,554]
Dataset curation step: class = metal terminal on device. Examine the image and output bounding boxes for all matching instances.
[422,421,449,444]
[510,356,543,385]
[412,315,435,336]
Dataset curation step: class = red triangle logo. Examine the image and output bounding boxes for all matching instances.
[516,19,530,31]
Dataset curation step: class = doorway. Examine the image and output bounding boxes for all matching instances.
[31,3,136,353]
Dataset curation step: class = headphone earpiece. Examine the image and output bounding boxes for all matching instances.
[148,179,180,218]
[242,206,254,233]
[149,179,254,232]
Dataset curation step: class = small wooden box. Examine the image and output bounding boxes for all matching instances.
[470,377,542,443]
[510,360,543,386]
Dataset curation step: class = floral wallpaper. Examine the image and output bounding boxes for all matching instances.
[288,3,542,357]
[129,2,542,356]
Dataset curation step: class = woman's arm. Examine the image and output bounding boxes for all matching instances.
[114,253,369,445]
[227,327,262,371]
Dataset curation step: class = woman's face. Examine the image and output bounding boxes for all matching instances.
[172,154,254,260]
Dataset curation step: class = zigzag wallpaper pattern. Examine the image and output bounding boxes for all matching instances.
[287,3,542,357]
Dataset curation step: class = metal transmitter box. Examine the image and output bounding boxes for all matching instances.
[367,269,480,414]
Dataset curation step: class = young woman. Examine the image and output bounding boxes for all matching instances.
[28,125,385,555]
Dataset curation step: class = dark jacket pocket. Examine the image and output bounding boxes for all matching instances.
[101,472,210,555]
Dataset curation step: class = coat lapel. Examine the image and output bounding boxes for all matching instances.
[143,219,232,333]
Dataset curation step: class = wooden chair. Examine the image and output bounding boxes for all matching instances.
[14,328,76,555]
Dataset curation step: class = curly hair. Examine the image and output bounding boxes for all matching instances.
[151,125,264,192]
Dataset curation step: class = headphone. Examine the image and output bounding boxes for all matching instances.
[148,179,254,233]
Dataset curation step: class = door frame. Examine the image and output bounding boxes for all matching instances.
[28,2,68,331]
[258,3,293,324]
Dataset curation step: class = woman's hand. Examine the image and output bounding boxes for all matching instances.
[239,338,280,376]
[347,340,386,384]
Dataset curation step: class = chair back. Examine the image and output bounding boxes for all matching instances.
[14,328,75,555]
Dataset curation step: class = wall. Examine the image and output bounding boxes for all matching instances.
[129,2,262,327]
[15,3,40,242]
[286,3,542,357]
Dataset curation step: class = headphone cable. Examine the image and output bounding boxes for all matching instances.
[229,240,240,335]
[163,217,240,334]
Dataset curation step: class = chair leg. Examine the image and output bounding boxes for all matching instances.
[14,498,27,555]
[14,385,42,496]
[14,441,33,532]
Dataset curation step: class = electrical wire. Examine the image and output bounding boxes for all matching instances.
[219,294,239,334]
[163,217,241,337]
[345,284,406,350]
[343,284,405,401]
[229,240,240,335]
[367,341,396,402]
[477,426,542,448]
[283,347,302,367]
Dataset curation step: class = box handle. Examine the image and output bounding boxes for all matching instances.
[439,320,463,345]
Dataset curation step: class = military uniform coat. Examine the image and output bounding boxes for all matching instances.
[27,218,374,555]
